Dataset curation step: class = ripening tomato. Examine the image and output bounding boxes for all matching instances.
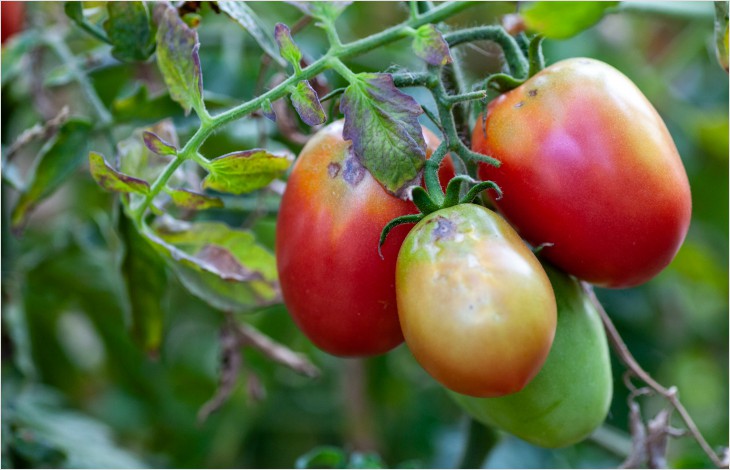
[396,204,557,397]
[276,120,453,357]
[473,58,692,288]
[2,2,24,44]
[450,264,612,448]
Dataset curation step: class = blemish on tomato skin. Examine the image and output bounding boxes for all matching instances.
[343,156,366,186]
[432,217,456,241]
[327,162,341,178]
[528,89,538,97]
[514,101,525,108]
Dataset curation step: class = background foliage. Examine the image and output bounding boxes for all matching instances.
[1,2,728,468]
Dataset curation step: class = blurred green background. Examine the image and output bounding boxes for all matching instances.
[1,2,727,468]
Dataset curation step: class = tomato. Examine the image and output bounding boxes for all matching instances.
[1,2,24,44]
[395,204,557,397]
[473,58,692,288]
[450,264,612,448]
[276,120,453,357]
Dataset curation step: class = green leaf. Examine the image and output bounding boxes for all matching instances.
[339,73,426,197]
[89,151,150,195]
[103,2,155,62]
[289,2,352,22]
[715,1,729,71]
[290,80,326,126]
[118,212,167,356]
[1,30,42,86]
[274,23,302,69]
[412,24,452,66]
[218,2,287,67]
[142,219,280,312]
[296,446,347,469]
[202,149,292,195]
[111,84,183,124]
[63,2,110,44]
[10,119,93,234]
[167,188,223,210]
[155,3,203,115]
[522,2,619,39]
[143,131,177,156]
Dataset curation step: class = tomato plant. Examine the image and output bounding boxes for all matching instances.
[276,120,453,357]
[395,203,557,397]
[473,58,692,288]
[450,264,612,448]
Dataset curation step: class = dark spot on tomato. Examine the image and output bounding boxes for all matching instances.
[528,89,538,97]
[343,156,365,186]
[514,101,524,108]
[327,162,341,178]
[432,217,456,241]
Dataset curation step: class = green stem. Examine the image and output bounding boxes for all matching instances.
[458,419,498,469]
[133,158,185,225]
[527,35,545,78]
[424,141,449,205]
[444,26,528,78]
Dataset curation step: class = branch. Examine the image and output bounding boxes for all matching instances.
[582,282,727,468]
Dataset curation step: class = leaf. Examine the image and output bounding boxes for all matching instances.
[296,446,347,469]
[218,2,287,67]
[143,218,280,312]
[1,30,42,86]
[202,149,292,195]
[103,2,155,62]
[339,73,426,197]
[111,84,184,124]
[10,119,93,234]
[155,3,203,115]
[64,2,110,44]
[715,1,729,72]
[274,23,302,68]
[412,24,452,66]
[168,188,223,210]
[118,212,167,356]
[288,2,352,22]
[290,80,326,126]
[522,2,619,39]
[89,152,150,195]
[143,131,177,156]
[118,120,180,182]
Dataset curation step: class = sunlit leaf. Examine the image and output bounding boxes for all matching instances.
[89,152,150,195]
[339,73,425,197]
[167,188,223,210]
[412,24,452,66]
[103,1,155,62]
[274,22,302,68]
[10,119,93,234]
[202,149,292,195]
[218,2,287,67]
[290,80,326,126]
[522,2,618,39]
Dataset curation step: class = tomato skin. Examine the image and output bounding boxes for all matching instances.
[450,265,612,448]
[396,204,557,397]
[473,58,692,288]
[276,121,450,357]
[2,2,24,44]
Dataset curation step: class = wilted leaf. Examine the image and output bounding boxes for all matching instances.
[274,23,302,68]
[11,119,93,234]
[412,24,452,66]
[218,2,286,67]
[168,188,223,210]
[155,3,203,114]
[89,152,150,195]
[143,131,177,156]
[339,73,425,197]
[522,2,618,39]
[202,149,292,195]
[118,212,167,356]
[103,2,155,62]
[290,80,326,126]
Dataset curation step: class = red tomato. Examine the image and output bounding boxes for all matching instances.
[2,2,24,44]
[276,121,452,356]
[473,58,691,288]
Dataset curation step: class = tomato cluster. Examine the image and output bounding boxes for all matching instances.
[276,58,690,447]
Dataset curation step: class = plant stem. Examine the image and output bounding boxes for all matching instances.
[444,26,528,78]
[458,419,498,469]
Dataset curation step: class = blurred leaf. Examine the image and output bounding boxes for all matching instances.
[143,218,280,312]
[296,446,347,469]
[1,30,42,86]
[347,452,386,469]
[339,73,426,197]
[64,2,111,44]
[10,119,93,234]
[143,131,177,156]
[155,3,203,115]
[715,1,729,71]
[118,120,180,182]
[412,24,452,66]
[290,80,326,126]
[522,2,619,39]
[202,149,292,195]
[274,22,302,68]
[103,2,155,62]
[262,98,277,121]
[218,2,287,67]
[89,152,150,195]
[111,85,183,124]
[289,2,352,22]
[167,188,223,210]
[118,212,167,356]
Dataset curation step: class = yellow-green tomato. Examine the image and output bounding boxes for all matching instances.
[450,265,613,448]
[396,204,557,397]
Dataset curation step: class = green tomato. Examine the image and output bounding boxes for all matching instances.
[450,265,613,448]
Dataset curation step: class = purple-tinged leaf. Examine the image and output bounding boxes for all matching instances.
[274,23,301,68]
[103,2,155,62]
[168,188,224,210]
[339,73,426,197]
[412,24,452,66]
[89,151,151,195]
[155,3,203,115]
[202,149,292,195]
[143,131,177,156]
[218,2,286,68]
[290,80,326,126]
[262,99,276,122]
